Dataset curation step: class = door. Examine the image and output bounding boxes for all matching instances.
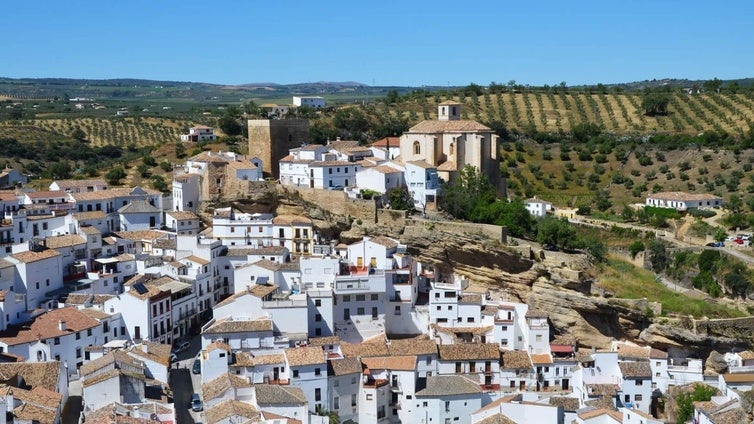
[562,379,569,390]
[134,326,141,340]
[357,257,363,268]
[344,308,350,321]
[273,367,279,381]
[372,307,378,320]
[519,381,525,390]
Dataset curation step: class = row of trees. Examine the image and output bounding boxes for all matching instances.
[439,165,606,260]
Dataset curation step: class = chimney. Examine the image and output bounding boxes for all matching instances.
[58,321,66,331]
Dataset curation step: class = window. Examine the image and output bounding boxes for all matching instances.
[413,141,421,155]
[635,394,643,401]
[352,394,357,406]
[468,317,475,323]
[624,395,630,402]
[334,396,340,410]
[315,388,321,401]
[315,299,321,307]
[343,295,351,302]
[54,337,60,345]
[293,370,299,378]
[334,380,339,387]
[395,306,401,315]
[445,401,450,412]
[357,307,365,315]
[76,347,82,358]
[371,294,378,301]
[535,335,542,342]
[76,332,81,340]
[315,368,321,376]
[366,394,373,401]
[423,401,428,407]
[356,294,365,301]
[315,314,322,322]
[636,379,643,386]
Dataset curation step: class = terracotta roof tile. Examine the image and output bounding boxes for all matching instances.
[502,351,532,369]
[0,308,99,346]
[362,356,416,371]
[619,361,652,378]
[204,317,273,334]
[415,375,482,397]
[439,343,500,361]
[0,362,62,392]
[328,357,362,376]
[42,234,86,249]
[387,336,438,356]
[11,248,60,263]
[254,384,307,405]
[409,120,492,133]
[285,346,326,367]
[202,373,251,401]
[205,399,261,424]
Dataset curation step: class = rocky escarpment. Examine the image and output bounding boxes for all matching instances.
[299,202,753,353]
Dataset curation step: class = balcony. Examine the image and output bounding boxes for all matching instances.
[0,238,14,245]
[335,281,370,291]
[390,382,402,393]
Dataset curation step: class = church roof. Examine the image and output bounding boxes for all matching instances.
[408,119,492,133]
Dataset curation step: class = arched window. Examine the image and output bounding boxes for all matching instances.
[441,107,446,116]
[449,143,454,156]
[413,141,421,155]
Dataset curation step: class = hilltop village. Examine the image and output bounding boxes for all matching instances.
[0,100,747,424]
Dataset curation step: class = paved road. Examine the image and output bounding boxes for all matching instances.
[169,335,203,424]
[62,378,82,424]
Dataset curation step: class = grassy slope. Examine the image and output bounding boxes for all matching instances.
[598,257,744,318]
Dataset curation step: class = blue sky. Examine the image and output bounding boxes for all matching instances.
[3,0,753,87]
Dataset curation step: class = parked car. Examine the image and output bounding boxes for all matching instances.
[172,341,190,354]
[733,238,744,245]
[192,358,201,374]
[169,353,178,363]
[706,242,724,247]
[191,393,203,412]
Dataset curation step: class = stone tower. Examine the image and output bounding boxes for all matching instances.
[438,101,461,121]
[248,119,310,178]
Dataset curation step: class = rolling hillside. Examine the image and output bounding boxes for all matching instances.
[396,90,754,136]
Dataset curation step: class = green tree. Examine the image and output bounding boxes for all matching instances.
[703,78,723,93]
[387,186,414,211]
[218,115,243,136]
[714,227,728,242]
[315,405,340,424]
[581,235,607,262]
[142,154,157,167]
[160,161,173,172]
[41,162,72,180]
[175,142,186,159]
[676,384,717,423]
[244,100,261,116]
[641,90,670,116]
[536,217,579,251]
[647,240,669,272]
[726,194,743,212]
[310,121,339,144]
[384,89,400,105]
[105,167,127,185]
[71,127,87,142]
[137,163,150,178]
[629,240,645,258]
[151,175,168,192]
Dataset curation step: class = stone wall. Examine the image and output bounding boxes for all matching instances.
[248,119,310,178]
[405,218,507,244]
[278,185,379,223]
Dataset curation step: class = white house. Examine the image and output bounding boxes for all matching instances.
[50,178,108,193]
[404,160,440,211]
[645,192,722,210]
[285,345,329,412]
[354,164,404,195]
[524,197,553,218]
[181,125,217,142]
[412,375,483,424]
[293,96,326,109]
[118,199,162,231]
[172,173,200,212]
